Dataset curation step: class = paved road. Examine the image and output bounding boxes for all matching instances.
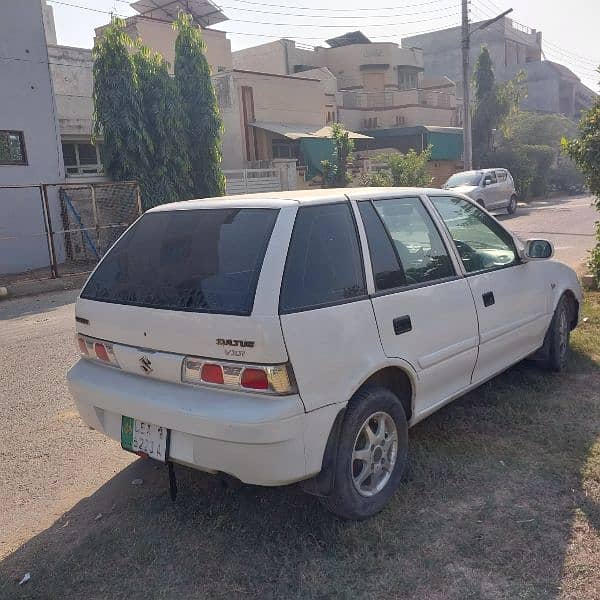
[0,193,596,558]
[496,194,597,271]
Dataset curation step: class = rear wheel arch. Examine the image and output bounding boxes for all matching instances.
[355,366,414,422]
[301,366,414,498]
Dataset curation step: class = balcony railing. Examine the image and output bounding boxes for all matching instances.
[340,89,455,110]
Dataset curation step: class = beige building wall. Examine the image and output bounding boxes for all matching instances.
[232,40,288,74]
[233,40,423,89]
[48,45,94,139]
[214,70,328,169]
[95,18,232,74]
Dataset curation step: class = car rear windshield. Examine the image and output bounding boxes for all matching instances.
[81,208,278,315]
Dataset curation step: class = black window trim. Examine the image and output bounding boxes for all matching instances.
[427,194,523,277]
[358,195,458,294]
[80,207,280,317]
[0,130,27,166]
[278,200,369,315]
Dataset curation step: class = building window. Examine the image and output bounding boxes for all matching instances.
[62,142,103,175]
[272,139,300,160]
[326,110,336,124]
[362,117,378,129]
[0,130,27,165]
[398,69,418,91]
[395,115,405,126]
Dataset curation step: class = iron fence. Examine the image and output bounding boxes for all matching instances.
[0,181,141,285]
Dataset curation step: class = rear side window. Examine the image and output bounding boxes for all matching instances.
[81,208,278,315]
[280,203,366,313]
[357,201,406,291]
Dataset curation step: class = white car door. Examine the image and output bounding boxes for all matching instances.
[428,194,551,383]
[356,195,479,418]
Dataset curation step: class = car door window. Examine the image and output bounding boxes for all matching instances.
[488,171,497,184]
[357,201,406,290]
[367,197,455,287]
[280,203,366,313]
[430,195,519,273]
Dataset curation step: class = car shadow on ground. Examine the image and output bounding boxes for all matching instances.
[1,358,598,600]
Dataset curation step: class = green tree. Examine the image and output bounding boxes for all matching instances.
[133,45,192,207]
[92,18,152,185]
[361,146,433,187]
[321,123,354,187]
[174,13,225,198]
[93,19,193,209]
[564,79,600,282]
[471,47,524,161]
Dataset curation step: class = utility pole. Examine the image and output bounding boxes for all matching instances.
[461,0,472,170]
[461,4,513,171]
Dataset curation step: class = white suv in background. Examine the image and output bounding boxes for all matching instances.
[68,188,581,520]
[444,168,518,214]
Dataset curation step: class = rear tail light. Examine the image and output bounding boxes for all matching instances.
[201,363,224,384]
[240,368,269,390]
[183,357,296,395]
[76,335,120,368]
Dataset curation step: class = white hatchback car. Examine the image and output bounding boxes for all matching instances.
[444,168,518,214]
[68,188,581,520]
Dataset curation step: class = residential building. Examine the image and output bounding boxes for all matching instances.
[402,17,596,121]
[0,0,64,275]
[214,69,334,169]
[232,32,459,131]
[94,0,232,75]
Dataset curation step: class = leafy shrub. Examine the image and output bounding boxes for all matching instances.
[361,146,433,187]
[549,160,585,192]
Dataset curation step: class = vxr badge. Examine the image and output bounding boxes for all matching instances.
[139,355,153,374]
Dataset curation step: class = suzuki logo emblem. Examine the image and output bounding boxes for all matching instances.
[139,355,153,374]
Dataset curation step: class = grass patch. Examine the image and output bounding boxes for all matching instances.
[1,294,599,600]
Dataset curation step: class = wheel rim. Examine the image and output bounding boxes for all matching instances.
[558,308,569,362]
[351,411,398,497]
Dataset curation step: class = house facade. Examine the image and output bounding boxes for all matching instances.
[233,33,459,132]
[0,0,64,275]
[402,17,596,121]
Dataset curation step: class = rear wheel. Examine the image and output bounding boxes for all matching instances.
[541,295,572,372]
[319,386,408,520]
[507,194,517,214]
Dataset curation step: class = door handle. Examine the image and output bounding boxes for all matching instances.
[482,291,495,307]
[393,315,412,335]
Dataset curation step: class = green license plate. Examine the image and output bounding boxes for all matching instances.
[121,416,168,463]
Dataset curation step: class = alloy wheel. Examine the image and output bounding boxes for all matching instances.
[351,411,398,497]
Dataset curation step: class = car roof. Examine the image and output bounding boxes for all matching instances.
[148,187,452,212]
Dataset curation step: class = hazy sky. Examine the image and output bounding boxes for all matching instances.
[48,0,599,91]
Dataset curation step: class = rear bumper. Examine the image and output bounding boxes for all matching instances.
[67,360,339,486]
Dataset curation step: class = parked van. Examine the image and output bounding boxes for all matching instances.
[68,188,581,519]
[444,168,518,213]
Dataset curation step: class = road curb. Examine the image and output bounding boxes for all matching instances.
[0,273,88,301]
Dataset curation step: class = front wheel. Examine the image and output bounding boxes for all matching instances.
[319,386,408,520]
[507,194,517,214]
[542,295,572,372]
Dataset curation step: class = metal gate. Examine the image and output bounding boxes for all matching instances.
[0,181,141,284]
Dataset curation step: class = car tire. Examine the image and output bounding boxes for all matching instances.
[507,195,517,214]
[542,295,573,372]
[319,386,408,520]
[476,199,485,209]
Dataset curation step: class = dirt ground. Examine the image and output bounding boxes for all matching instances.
[0,286,598,599]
